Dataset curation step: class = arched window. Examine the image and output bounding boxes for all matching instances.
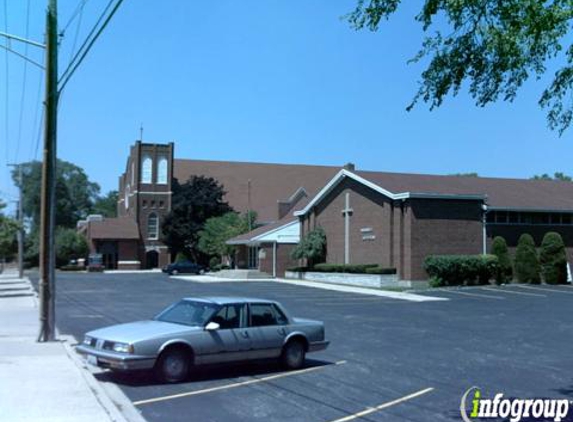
[157,157,168,184]
[141,155,153,183]
[147,213,159,240]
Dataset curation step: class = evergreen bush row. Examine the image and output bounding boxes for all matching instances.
[423,255,499,287]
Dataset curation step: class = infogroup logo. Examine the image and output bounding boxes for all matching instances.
[460,387,570,422]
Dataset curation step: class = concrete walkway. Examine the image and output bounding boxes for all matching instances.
[0,268,145,422]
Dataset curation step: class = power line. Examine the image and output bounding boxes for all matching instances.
[3,0,9,165]
[58,0,125,94]
[15,0,31,163]
[60,0,90,36]
[68,0,86,64]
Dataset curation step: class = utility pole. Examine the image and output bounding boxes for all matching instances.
[38,0,58,342]
[7,163,24,279]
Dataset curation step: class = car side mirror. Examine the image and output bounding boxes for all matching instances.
[205,322,220,331]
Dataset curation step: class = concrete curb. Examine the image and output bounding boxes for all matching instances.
[59,334,147,422]
[5,272,146,422]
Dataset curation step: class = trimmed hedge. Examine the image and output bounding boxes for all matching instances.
[424,255,499,287]
[491,236,512,285]
[539,232,567,285]
[365,266,397,275]
[514,234,541,284]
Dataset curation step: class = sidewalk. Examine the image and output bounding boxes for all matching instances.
[0,268,145,422]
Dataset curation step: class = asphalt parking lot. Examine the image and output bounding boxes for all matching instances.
[45,272,573,422]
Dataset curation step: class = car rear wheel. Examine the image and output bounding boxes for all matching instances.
[155,348,190,383]
[281,340,306,370]
[198,269,205,275]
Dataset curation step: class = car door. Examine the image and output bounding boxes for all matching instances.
[246,303,289,359]
[198,304,252,364]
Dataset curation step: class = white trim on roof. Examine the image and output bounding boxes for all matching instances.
[227,220,300,245]
[293,169,486,217]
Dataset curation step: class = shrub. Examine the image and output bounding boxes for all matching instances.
[312,263,378,273]
[175,252,188,263]
[491,236,512,285]
[428,276,444,288]
[286,266,310,272]
[514,234,540,284]
[539,232,567,285]
[423,255,499,286]
[209,256,221,269]
[364,266,397,275]
[290,227,327,266]
[55,228,89,267]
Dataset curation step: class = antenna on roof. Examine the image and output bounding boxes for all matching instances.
[139,123,143,141]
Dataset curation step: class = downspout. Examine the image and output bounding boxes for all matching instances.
[482,200,488,255]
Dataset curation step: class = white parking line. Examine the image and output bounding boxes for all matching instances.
[327,387,435,422]
[479,287,546,298]
[133,360,347,406]
[515,285,573,295]
[439,290,505,300]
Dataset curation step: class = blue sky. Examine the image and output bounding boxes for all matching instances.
[0,1,570,211]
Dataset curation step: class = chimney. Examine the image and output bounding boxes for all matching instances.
[344,162,355,172]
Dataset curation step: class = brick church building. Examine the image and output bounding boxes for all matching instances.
[81,141,573,281]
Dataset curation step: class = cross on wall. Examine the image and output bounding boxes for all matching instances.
[341,192,353,265]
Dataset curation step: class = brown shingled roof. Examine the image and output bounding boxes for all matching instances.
[174,159,339,223]
[88,217,140,240]
[356,171,573,211]
[174,158,573,222]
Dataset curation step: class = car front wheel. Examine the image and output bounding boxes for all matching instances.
[155,348,190,383]
[281,340,306,370]
[171,269,178,275]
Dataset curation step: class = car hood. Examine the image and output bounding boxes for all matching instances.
[87,320,201,343]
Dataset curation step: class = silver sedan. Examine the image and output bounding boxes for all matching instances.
[76,297,330,382]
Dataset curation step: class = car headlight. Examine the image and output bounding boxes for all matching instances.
[83,335,93,346]
[112,342,134,353]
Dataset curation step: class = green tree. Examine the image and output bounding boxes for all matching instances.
[55,228,89,267]
[162,176,232,260]
[291,227,327,267]
[514,234,541,284]
[198,212,255,259]
[348,1,573,134]
[539,232,567,285]
[491,236,512,285]
[531,172,573,182]
[92,190,118,217]
[0,201,19,260]
[12,160,100,230]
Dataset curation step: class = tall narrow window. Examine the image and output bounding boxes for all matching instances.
[148,213,158,240]
[141,155,153,183]
[157,157,168,184]
[131,161,135,185]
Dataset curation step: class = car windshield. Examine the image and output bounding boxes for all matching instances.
[154,300,219,327]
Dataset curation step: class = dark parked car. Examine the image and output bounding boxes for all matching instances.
[162,261,206,275]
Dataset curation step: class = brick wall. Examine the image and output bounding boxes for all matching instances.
[408,199,483,280]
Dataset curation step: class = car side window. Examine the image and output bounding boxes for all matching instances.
[249,304,283,327]
[272,304,289,325]
[210,304,242,329]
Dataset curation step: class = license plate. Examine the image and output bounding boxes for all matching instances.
[86,355,98,366]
